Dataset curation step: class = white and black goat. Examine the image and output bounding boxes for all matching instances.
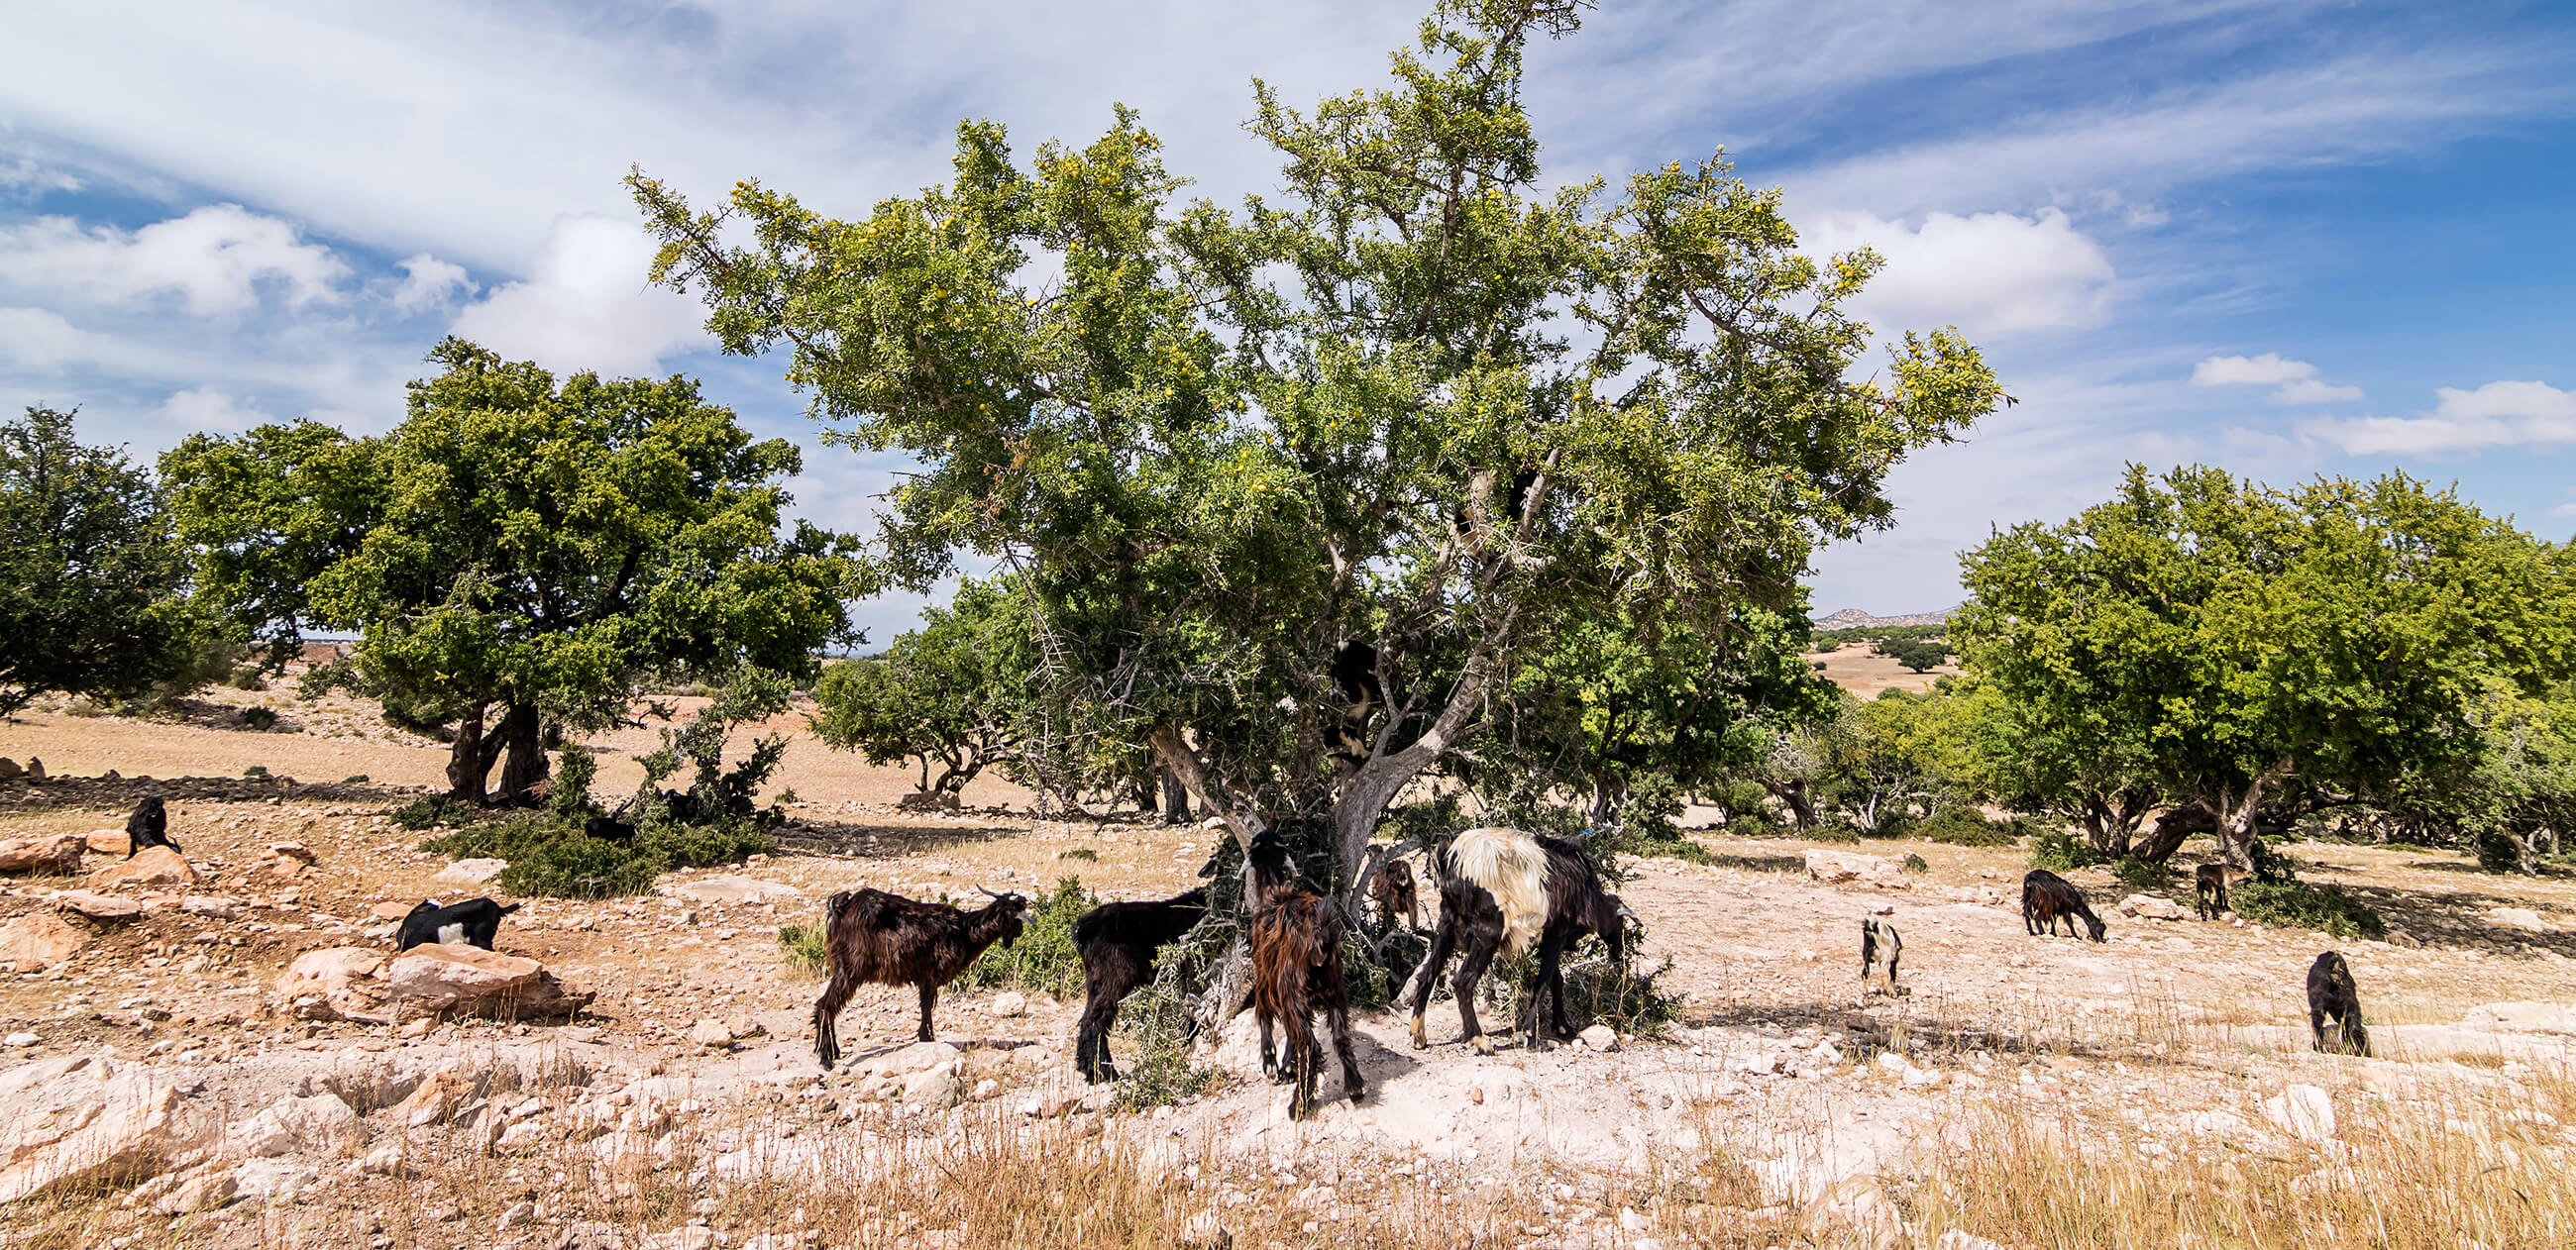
[1408,827,1631,1055]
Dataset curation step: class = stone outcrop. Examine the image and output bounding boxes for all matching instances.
[0,1055,198,1202]
[434,858,507,885]
[231,1093,363,1158]
[1804,850,1910,889]
[0,834,86,875]
[51,890,143,922]
[2119,893,2187,921]
[84,846,196,889]
[0,912,88,971]
[659,875,802,905]
[274,944,592,1023]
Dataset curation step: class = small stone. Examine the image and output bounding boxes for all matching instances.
[434,859,507,885]
[1576,1024,1618,1052]
[989,990,1028,1018]
[50,890,141,921]
[2265,1084,2337,1142]
[3,1032,38,1047]
[497,1200,536,1229]
[688,1019,735,1047]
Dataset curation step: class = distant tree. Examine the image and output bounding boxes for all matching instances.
[1875,638,1950,673]
[809,578,1038,801]
[0,406,214,717]
[1952,677,2160,857]
[164,339,870,802]
[630,0,2005,897]
[1956,464,2576,868]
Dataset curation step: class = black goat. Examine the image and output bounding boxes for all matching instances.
[1410,827,1631,1055]
[125,796,180,858]
[1861,917,1902,995]
[2308,951,2370,1056]
[811,887,1027,1069]
[2022,869,2106,942]
[2194,863,2232,920]
[1072,885,1209,1083]
[583,814,636,842]
[396,897,521,951]
[1247,831,1363,1119]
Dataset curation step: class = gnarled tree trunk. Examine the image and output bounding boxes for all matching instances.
[494,700,549,801]
[445,702,510,804]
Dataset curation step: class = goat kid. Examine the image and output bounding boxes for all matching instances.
[1246,831,1363,1120]
[2194,863,2234,920]
[2022,869,2107,942]
[1410,827,1631,1056]
[395,897,520,951]
[811,887,1027,1070]
[1072,885,1210,1083]
[1861,917,1902,996]
[125,796,180,858]
[1371,855,1420,932]
[2308,951,2371,1057]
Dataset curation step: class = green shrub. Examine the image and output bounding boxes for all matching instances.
[960,876,1092,1000]
[1111,975,1217,1112]
[1862,812,1918,840]
[241,765,269,779]
[2232,880,2385,940]
[1057,848,1098,862]
[239,707,277,731]
[1804,816,1862,845]
[1902,853,1930,874]
[1722,809,1791,839]
[390,794,483,830]
[1922,808,2019,848]
[422,813,773,897]
[1626,829,1712,864]
[2112,857,2175,888]
[777,923,826,979]
[342,774,369,784]
[2029,829,2107,871]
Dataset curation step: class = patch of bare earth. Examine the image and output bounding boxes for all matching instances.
[3,690,2573,1248]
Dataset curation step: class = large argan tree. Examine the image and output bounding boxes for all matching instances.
[631,0,2004,897]
[164,339,867,802]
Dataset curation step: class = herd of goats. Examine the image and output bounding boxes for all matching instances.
[91,799,2375,1120]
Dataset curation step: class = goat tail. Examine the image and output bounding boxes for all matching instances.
[1449,827,1549,958]
[495,902,522,915]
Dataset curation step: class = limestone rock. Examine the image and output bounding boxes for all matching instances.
[658,874,803,905]
[380,943,594,1022]
[903,1065,964,1109]
[229,1158,320,1203]
[1577,1024,1619,1052]
[2488,907,2563,934]
[0,1055,197,1202]
[273,946,390,1020]
[395,1070,474,1127]
[181,895,245,919]
[51,890,142,922]
[84,829,131,855]
[435,858,508,885]
[856,1040,964,1080]
[1804,850,1909,890]
[0,757,20,780]
[268,842,317,865]
[232,1093,362,1158]
[85,846,195,889]
[0,911,87,971]
[151,1170,238,1215]
[370,900,413,920]
[0,834,86,875]
[689,1018,736,1048]
[2119,893,2187,921]
[2264,1083,2337,1142]
[990,990,1028,1018]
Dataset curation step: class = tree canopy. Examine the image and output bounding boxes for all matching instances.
[808,577,1039,801]
[163,339,869,802]
[631,0,2004,893]
[0,406,213,717]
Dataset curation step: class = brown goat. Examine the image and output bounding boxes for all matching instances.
[2194,863,2234,920]
[2022,869,2106,942]
[1372,856,1420,931]
[811,887,1027,1070]
[1247,831,1363,1119]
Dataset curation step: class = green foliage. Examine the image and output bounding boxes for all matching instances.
[424,814,773,898]
[227,667,268,691]
[390,794,484,831]
[777,924,826,979]
[1875,639,1950,673]
[162,342,870,801]
[2232,880,2386,940]
[1109,976,1218,1112]
[629,0,2004,891]
[1901,853,1930,875]
[548,745,600,819]
[239,707,278,731]
[2029,829,2108,872]
[342,774,370,784]
[1804,816,1862,845]
[242,765,268,779]
[961,876,1093,1000]
[2112,857,2175,888]
[1057,848,1098,862]
[1921,807,2019,847]
[809,578,1035,797]
[1,407,218,717]
[628,668,797,831]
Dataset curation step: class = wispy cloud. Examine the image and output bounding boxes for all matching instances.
[2308,380,2576,456]
[1800,207,2113,335]
[2192,353,2361,407]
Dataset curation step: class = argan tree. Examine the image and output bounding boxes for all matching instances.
[164,339,868,802]
[631,0,2003,897]
[0,406,213,717]
[808,577,1038,802]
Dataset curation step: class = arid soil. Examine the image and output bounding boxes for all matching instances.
[3,677,2574,1249]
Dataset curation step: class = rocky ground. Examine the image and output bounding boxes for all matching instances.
[4,688,2575,1249]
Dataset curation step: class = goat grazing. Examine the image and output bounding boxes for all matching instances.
[125,796,180,858]
[395,897,520,951]
[2022,870,2106,942]
[2308,951,2370,1056]
[1072,885,1210,1083]
[1246,831,1363,1119]
[1410,827,1632,1055]
[811,887,1027,1070]
[1861,917,1902,995]
[1372,855,1420,932]
[2194,863,2233,920]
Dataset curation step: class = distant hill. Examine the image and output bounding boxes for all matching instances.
[1816,607,1955,631]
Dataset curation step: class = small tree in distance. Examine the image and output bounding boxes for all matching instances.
[808,578,1036,803]
[1876,638,1950,673]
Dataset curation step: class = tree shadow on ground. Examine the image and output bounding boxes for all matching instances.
[2323,879,2576,960]
[1697,850,1809,875]
[775,816,1033,862]
[0,774,432,813]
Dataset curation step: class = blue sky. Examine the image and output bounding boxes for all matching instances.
[3,0,2570,637]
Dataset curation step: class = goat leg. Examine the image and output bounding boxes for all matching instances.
[1328,998,1364,1104]
[916,983,939,1044]
[1410,918,1460,1050]
[812,973,858,1071]
[1451,940,1499,1057]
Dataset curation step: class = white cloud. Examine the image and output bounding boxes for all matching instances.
[2193,353,2315,385]
[2268,378,2362,405]
[0,204,348,315]
[1800,207,2113,335]
[0,157,81,196]
[447,216,707,376]
[2307,380,2576,456]
[158,385,268,433]
[0,306,124,371]
[389,254,472,314]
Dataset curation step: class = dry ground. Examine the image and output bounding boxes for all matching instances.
[4,678,2574,1249]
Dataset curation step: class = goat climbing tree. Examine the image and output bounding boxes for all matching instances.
[631,0,2004,898]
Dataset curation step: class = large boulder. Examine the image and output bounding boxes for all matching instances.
[434,858,508,885]
[0,1055,198,1202]
[0,834,86,875]
[659,875,803,905]
[382,944,593,1022]
[2119,893,2187,921]
[274,947,391,1020]
[230,1093,362,1158]
[84,829,131,855]
[0,912,88,971]
[84,846,196,889]
[1804,850,1909,890]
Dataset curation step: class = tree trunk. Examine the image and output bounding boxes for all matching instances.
[2079,791,2151,859]
[1760,778,1818,830]
[1159,765,1191,826]
[494,701,549,801]
[444,702,509,803]
[2216,758,2296,872]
